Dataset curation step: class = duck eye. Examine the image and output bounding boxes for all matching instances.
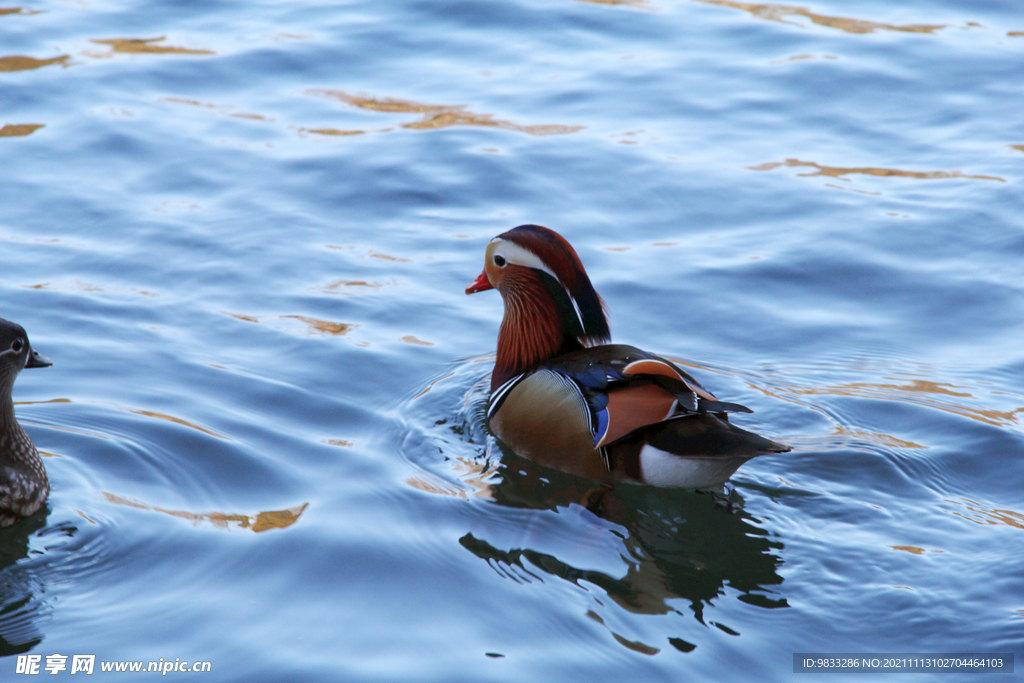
[493,254,507,267]
[12,339,24,353]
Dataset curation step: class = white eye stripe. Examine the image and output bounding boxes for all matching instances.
[491,238,589,335]
[490,239,560,283]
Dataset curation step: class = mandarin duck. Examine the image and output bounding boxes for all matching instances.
[0,318,52,527]
[466,225,789,490]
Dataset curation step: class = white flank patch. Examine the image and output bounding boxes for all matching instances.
[639,445,743,489]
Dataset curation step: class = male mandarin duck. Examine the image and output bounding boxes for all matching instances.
[466,224,789,490]
[0,318,52,527]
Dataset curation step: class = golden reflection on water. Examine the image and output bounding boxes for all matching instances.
[317,279,391,294]
[410,371,457,400]
[222,311,260,323]
[0,54,69,71]
[890,545,944,555]
[405,456,497,500]
[310,90,584,136]
[222,311,359,336]
[945,498,1024,530]
[127,408,230,440]
[88,37,214,56]
[750,158,1004,182]
[299,127,365,137]
[832,425,923,449]
[16,398,117,442]
[769,53,837,64]
[367,250,409,262]
[103,493,308,532]
[573,0,652,8]
[675,356,1021,449]
[0,123,44,137]
[323,245,412,262]
[0,7,44,15]
[281,315,357,335]
[162,97,271,121]
[24,280,158,297]
[401,335,433,346]
[768,376,1022,428]
[695,0,945,34]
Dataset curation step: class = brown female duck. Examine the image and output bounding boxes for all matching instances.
[466,224,788,489]
[0,318,52,526]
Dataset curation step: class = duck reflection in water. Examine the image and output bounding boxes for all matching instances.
[462,448,786,648]
[0,513,50,656]
[404,373,788,641]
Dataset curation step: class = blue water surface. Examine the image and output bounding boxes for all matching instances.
[1,0,1022,680]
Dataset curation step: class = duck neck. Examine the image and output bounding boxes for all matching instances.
[493,287,583,391]
[0,376,16,433]
[0,378,39,469]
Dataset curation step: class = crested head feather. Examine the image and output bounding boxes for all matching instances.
[497,225,610,345]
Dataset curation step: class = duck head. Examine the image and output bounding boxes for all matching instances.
[0,318,51,390]
[467,225,610,390]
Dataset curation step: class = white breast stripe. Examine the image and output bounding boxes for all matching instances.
[487,373,525,420]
